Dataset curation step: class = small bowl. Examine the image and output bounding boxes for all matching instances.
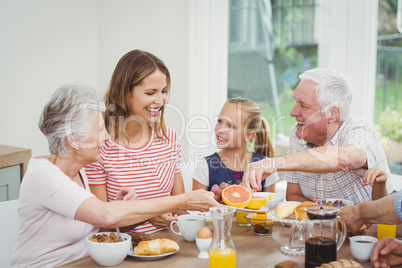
[244,213,276,235]
[86,232,131,266]
[253,192,284,209]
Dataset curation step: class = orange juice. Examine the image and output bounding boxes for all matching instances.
[377,224,397,239]
[236,212,250,226]
[209,248,236,268]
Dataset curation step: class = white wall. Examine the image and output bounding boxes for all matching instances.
[0,0,97,156]
[0,0,200,158]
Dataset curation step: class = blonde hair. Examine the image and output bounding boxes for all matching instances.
[105,50,170,140]
[225,97,275,158]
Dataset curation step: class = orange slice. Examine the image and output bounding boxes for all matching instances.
[221,185,252,208]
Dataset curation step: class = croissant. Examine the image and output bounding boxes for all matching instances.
[319,259,362,268]
[134,238,179,255]
[294,201,317,220]
[275,202,300,219]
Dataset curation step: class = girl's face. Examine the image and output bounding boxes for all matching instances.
[77,111,109,164]
[129,69,168,125]
[215,103,249,149]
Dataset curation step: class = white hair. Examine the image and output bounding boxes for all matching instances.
[38,82,105,157]
[299,68,353,121]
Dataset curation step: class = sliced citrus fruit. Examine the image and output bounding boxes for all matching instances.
[246,195,268,210]
[221,185,252,208]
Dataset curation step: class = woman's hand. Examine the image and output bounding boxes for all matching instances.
[148,214,178,229]
[182,189,220,211]
[371,238,402,268]
[115,187,137,201]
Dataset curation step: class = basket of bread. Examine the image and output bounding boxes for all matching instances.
[274,259,363,268]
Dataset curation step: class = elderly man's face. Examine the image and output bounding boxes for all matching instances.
[290,80,329,146]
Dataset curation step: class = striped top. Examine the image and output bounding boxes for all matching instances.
[85,126,182,234]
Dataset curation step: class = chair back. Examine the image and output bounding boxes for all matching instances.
[0,200,20,268]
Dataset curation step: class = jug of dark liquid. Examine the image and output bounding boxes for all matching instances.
[304,205,347,268]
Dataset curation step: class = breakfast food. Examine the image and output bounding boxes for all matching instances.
[274,260,300,268]
[89,233,121,243]
[246,195,268,209]
[319,259,362,267]
[197,227,212,239]
[131,232,151,247]
[134,238,179,255]
[274,202,300,219]
[221,185,252,208]
[294,201,318,220]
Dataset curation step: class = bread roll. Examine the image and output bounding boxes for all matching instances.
[319,259,363,268]
[294,201,317,220]
[275,202,300,219]
[134,238,179,255]
[274,260,300,268]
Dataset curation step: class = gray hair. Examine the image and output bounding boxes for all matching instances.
[38,82,104,157]
[299,68,353,121]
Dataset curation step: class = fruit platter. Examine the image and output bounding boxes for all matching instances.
[210,183,278,212]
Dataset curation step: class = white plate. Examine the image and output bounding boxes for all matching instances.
[186,210,211,218]
[316,198,354,207]
[222,205,269,213]
[127,247,179,261]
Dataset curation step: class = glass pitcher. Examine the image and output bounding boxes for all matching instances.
[304,205,347,268]
[208,206,236,268]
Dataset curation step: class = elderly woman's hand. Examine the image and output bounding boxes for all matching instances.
[182,189,220,212]
[148,214,178,229]
[115,187,137,201]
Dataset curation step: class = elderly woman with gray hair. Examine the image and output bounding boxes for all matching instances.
[11,83,218,268]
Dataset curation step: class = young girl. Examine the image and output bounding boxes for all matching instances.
[192,97,279,192]
[85,50,185,234]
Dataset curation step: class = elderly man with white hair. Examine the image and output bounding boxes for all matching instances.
[243,68,394,204]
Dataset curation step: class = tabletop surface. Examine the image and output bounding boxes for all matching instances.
[60,221,374,268]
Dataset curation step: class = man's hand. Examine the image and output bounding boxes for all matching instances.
[338,205,365,234]
[243,159,277,192]
[371,238,402,268]
[115,187,137,201]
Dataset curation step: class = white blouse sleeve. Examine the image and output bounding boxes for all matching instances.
[191,158,209,187]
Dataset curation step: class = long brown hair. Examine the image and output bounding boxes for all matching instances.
[225,97,275,158]
[105,50,170,140]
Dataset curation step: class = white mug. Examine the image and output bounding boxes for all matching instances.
[350,235,378,262]
[170,215,206,242]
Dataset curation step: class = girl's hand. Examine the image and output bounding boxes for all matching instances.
[363,168,387,186]
[115,187,138,201]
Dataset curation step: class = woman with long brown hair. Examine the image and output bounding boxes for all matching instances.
[86,50,185,234]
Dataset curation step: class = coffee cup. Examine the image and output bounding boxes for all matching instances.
[170,215,206,242]
[350,235,378,262]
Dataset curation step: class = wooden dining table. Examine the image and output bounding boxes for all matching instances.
[60,220,376,268]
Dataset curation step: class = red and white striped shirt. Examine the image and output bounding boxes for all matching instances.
[85,126,182,234]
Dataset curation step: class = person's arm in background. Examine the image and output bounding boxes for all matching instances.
[89,185,108,201]
[339,192,401,234]
[243,144,367,192]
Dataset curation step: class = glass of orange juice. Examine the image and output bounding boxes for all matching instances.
[236,212,251,226]
[377,224,397,239]
[209,248,236,268]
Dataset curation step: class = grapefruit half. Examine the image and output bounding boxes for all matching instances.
[246,196,268,210]
[221,185,252,208]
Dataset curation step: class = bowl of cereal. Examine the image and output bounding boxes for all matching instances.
[86,232,131,266]
[252,192,284,209]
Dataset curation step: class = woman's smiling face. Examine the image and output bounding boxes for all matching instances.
[129,69,168,124]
